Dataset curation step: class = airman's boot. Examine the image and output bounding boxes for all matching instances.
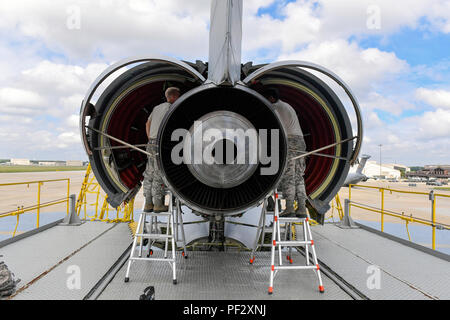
[280,200,296,217]
[153,197,168,213]
[295,201,307,218]
[143,199,153,212]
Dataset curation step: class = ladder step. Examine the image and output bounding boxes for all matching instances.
[278,217,307,222]
[140,212,171,217]
[275,265,317,270]
[130,257,175,262]
[135,233,173,239]
[275,241,311,246]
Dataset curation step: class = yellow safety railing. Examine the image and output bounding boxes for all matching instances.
[0,179,70,237]
[75,164,134,223]
[348,184,450,250]
[0,164,135,238]
[329,193,345,221]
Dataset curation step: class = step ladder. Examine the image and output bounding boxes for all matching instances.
[124,192,187,285]
[252,190,325,295]
[249,197,275,263]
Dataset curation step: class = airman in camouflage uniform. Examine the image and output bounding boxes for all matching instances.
[150,146,166,211]
[143,87,180,212]
[294,138,307,215]
[264,88,307,217]
[280,135,307,216]
[143,140,156,212]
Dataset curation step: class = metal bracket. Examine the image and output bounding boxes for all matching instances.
[60,195,82,226]
[337,199,359,229]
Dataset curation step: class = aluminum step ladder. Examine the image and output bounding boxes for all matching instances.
[124,192,187,284]
[249,197,275,264]
[266,190,325,295]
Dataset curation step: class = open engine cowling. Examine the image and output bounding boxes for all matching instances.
[80,56,362,222]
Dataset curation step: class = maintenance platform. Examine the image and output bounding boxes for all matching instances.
[1,216,448,300]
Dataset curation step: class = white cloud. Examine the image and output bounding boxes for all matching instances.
[359,106,450,166]
[415,88,450,109]
[243,1,321,57]
[243,0,450,62]
[21,61,108,97]
[316,0,430,37]
[0,0,210,62]
[57,131,81,148]
[362,92,417,116]
[0,87,47,115]
[366,111,383,129]
[279,39,408,97]
[1,0,449,65]
[0,60,105,160]
[0,115,33,125]
[65,114,80,129]
[417,108,450,139]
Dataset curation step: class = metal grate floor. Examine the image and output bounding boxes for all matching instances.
[310,223,450,300]
[98,250,352,300]
[1,221,132,300]
[2,219,448,300]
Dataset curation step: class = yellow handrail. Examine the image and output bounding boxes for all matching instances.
[0,179,71,235]
[0,165,136,238]
[348,184,450,250]
[329,193,344,221]
[75,164,134,223]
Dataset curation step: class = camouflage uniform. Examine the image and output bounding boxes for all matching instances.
[294,137,307,214]
[280,137,297,202]
[280,135,307,206]
[150,144,166,204]
[142,139,156,202]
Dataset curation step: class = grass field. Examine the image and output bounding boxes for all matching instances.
[435,187,450,191]
[0,165,87,173]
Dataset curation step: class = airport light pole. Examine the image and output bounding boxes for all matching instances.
[379,144,382,179]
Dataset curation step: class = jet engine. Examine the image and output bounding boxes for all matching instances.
[79,0,363,224]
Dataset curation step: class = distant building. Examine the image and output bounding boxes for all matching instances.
[408,165,450,179]
[11,159,31,166]
[424,165,450,171]
[66,160,83,166]
[38,161,57,166]
[384,163,410,173]
[362,161,401,179]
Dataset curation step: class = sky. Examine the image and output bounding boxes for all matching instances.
[0,0,450,166]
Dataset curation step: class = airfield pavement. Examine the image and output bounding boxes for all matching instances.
[0,171,449,232]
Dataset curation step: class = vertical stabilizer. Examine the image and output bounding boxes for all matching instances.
[208,0,243,85]
[356,155,371,174]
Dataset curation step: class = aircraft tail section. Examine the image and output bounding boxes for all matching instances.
[356,155,370,174]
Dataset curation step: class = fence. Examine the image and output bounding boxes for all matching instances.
[0,179,70,237]
[75,164,134,223]
[347,184,450,250]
